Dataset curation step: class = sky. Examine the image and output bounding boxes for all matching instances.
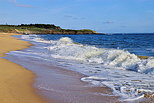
[0,0,154,33]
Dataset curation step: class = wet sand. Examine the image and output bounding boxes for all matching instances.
[0,33,49,103]
[6,52,120,103]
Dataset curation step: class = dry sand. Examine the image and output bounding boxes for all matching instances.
[0,33,48,103]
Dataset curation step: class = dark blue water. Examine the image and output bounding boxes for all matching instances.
[38,33,154,57]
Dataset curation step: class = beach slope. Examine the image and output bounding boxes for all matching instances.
[0,33,44,103]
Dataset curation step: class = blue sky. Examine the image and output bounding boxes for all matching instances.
[0,0,154,33]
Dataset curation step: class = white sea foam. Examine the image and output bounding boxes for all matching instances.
[147,48,154,52]
[42,37,154,74]
[18,35,154,101]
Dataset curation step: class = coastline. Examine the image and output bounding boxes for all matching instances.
[4,33,153,103]
[0,24,100,35]
[2,33,121,103]
[0,33,49,103]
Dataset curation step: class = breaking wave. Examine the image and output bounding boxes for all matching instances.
[33,36,154,74]
[20,35,154,102]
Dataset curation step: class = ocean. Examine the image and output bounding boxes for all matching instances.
[5,33,154,103]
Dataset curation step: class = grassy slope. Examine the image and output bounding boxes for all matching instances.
[0,24,97,34]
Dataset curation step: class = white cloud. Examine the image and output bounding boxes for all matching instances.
[64,15,86,20]
[103,21,114,24]
[6,0,33,8]
[8,0,16,3]
[16,4,33,8]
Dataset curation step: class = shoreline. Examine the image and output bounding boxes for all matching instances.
[3,33,121,103]
[4,33,152,103]
[0,33,51,103]
[5,53,120,103]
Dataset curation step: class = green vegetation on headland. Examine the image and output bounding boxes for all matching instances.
[0,24,99,34]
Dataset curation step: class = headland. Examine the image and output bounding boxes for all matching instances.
[0,24,101,34]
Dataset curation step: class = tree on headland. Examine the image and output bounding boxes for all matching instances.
[19,24,62,30]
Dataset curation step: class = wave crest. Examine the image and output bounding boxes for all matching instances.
[45,37,154,74]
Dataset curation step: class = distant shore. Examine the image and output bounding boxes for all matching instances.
[0,33,53,103]
[0,24,104,35]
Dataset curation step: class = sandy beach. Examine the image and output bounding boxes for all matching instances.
[4,32,152,103]
[1,32,153,103]
[0,33,47,103]
[0,33,121,103]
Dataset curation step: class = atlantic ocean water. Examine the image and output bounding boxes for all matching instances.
[36,33,154,57]
[5,33,154,103]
